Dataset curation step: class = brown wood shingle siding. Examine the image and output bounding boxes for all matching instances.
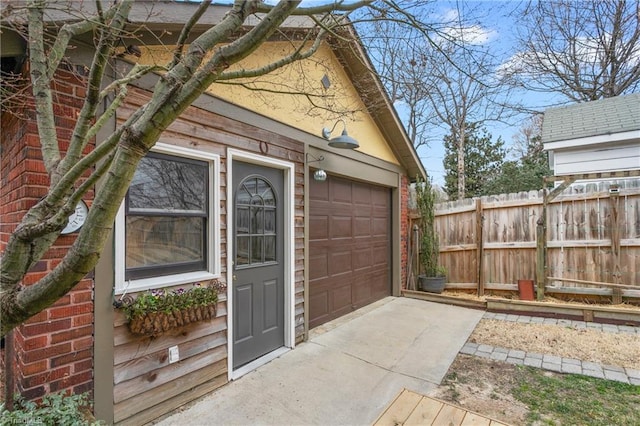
[112,88,305,424]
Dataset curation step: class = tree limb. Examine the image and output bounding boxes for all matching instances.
[27,0,60,176]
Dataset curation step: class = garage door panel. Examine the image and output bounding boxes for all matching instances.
[353,184,371,205]
[310,216,329,240]
[352,278,372,305]
[309,290,329,322]
[310,176,330,201]
[353,247,373,270]
[331,216,352,238]
[331,179,352,203]
[372,246,388,266]
[309,253,328,280]
[330,251,353,275]
[310,175,391,328]
[354,217,371,236]
[332,283,352,311]
[372,217,389,236]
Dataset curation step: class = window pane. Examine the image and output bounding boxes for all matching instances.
[236,236,250,266]
[237,207,250,235]
[129,154,207,213]
[251,236,264,263]
[235,176,277,267]
[257,178,269,198]
[264,208,276,233]
[126,216,204,269]
[251,206,263,234]
[243,178,257,198]
[265,236,276,262]
[236,187,251,206]
[263,188,275,206]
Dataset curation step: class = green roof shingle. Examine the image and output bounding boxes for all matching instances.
[542,93,640,143]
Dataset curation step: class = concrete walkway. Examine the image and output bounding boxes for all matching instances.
[461,312,640,385]
[155,297,484,426]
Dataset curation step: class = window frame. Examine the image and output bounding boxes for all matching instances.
[115,143,220,294]
[234,175,279,269]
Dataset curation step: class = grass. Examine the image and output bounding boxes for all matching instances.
[513,366,640,425]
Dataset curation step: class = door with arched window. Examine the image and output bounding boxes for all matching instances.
[232,161,284,368]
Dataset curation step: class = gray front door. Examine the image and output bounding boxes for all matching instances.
[233,161,285,369]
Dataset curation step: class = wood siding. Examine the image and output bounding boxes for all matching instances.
[431,180,640,297]
[553,141,640,175]
[112,88,305,425]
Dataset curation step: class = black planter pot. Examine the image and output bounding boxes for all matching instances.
[418,275,446,293]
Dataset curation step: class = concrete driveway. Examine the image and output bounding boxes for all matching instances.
[155,297,484,426]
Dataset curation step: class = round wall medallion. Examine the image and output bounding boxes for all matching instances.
[61,200,89,235]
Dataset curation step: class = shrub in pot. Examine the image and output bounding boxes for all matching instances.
[415,176,446,293]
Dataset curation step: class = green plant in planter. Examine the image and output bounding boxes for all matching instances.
[120,280,224,336]
[415,176,446,292]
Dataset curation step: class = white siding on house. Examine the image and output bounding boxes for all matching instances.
[552,141,640,175]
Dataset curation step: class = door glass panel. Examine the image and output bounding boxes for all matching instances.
[237,188,251,206]
[264,236,276,262]
[251,206,263,234]
[235,175,277,267]
[237,236,250,266]
[263,189,275,206]
[243,178,257,197]
[264,209,276,233]
[251,236,264,264]
[237,207,250,235]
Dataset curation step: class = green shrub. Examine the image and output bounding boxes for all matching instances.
[0,391,102,425]
[415,176,444,277]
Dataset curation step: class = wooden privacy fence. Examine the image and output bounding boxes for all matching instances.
[430,178,640,301]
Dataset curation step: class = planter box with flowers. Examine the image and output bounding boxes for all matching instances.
[119,280,224,337]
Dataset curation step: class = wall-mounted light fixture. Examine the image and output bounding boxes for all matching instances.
[322,119,359,149]
[306,153,327,181]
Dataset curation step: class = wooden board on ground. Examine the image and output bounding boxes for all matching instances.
[374,389,512,426]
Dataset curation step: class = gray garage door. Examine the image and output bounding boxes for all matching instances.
[309,174,391,329]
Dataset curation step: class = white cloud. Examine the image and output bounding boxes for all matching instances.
[437,8,498,46]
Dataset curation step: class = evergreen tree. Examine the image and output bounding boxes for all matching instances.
[443,123,506,199]
[483,115,552,195]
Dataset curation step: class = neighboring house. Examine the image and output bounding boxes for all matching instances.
[542,93,640,176]
[1,3,425,424]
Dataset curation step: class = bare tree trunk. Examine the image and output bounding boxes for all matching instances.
[457,126,466,200]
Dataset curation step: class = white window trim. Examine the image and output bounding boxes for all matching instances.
[115,143,221,295]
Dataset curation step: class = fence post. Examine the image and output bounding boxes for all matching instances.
[610,185,622,304]
[476,198,484,296]
[536,188,549,300]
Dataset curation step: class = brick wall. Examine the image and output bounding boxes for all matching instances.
[400,174,410,289]
[1,66,94,404]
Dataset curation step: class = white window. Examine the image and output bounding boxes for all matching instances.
[115,143,220,294]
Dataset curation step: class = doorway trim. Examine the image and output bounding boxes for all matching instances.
[226,149,296,380]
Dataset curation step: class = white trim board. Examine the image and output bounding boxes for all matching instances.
[226,149,296,381]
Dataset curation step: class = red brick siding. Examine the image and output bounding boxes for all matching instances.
[1,67,94,403]
[400,174,410,289]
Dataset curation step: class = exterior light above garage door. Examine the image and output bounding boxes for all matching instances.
[322,119,359,149]
[306,153,327,181]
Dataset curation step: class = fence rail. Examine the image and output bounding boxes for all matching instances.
[425,179,640,300]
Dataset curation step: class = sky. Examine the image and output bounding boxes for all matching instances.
[397,1,561,186]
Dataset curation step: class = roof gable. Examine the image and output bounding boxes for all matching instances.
[3,0,424,179]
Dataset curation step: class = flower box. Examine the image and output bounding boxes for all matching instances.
[119,281,223,337]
